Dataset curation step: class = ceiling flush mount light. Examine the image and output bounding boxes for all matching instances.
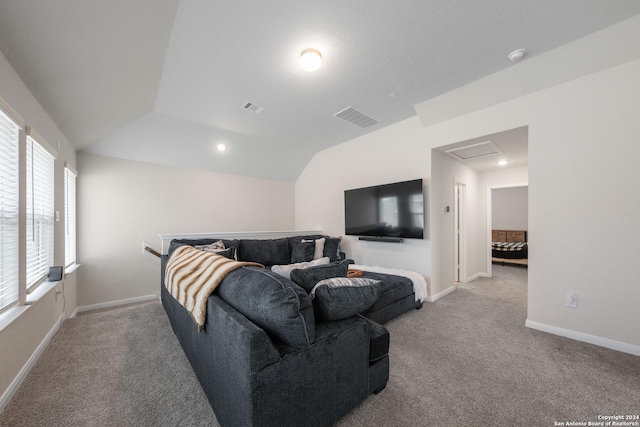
[216,143,226,152]
[498,159,508,166]
[508,48,526,62]
[300,48,322,72]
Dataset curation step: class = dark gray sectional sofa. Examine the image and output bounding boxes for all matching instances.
[160,235,421,427]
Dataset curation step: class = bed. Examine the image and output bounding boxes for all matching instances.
[491,230,528,266]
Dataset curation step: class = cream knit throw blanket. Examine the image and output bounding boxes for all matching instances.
[165,245,263,329]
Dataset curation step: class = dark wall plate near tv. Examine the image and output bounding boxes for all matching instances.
[345,179,424,241]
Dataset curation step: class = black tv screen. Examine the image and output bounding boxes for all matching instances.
[344,179,424,239]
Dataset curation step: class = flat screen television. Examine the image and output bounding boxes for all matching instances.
[344,179,424,239]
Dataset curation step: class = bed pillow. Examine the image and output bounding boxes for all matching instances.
[291,240,316,263]
[310,277,381,321]
[289,259,350,293]
[271,257,330,280]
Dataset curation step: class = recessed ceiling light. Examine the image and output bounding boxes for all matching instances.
[498,159,508,166]
[300,48,322,72]
[216,143,226,152]
[508,48,526,62]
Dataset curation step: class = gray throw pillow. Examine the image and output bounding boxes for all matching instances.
[289,259,349,293]
[216,267,315,348]
[291,240,315,263]
[322,236,342,261]
[310,277,381,321]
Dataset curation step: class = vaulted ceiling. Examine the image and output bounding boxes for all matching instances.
[1,1,639,181]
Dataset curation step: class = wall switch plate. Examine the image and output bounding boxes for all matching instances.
[566,292,578,308]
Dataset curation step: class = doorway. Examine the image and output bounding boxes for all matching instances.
[487,184,529,277]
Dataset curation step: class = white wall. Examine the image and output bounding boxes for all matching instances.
[296,57,640,352]
[0,52,77,404]
[295,116,432,292]
[492,187,528,230]
[77,153,295,306]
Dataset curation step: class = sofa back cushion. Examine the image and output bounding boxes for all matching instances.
[238,238,290,266]
[216,267,315,348]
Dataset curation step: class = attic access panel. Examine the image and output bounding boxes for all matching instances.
[445,141,502,161]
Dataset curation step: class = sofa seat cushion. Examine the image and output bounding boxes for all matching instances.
[216,266,315,348]
[239,238,291,266]
[359,271,415,313]
[310,277,381,321]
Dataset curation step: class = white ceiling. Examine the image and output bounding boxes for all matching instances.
[1,1,640,181]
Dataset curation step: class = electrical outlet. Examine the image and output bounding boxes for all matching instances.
[565,292,578,308]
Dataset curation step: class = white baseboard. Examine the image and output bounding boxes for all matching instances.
[425,285,456,302]
[0,314,64,413]
[71,294,159,317]
[525,319,640,356]
[466,272,488,282]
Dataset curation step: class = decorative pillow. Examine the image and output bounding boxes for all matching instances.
[195,240,225,251]
[302,238,325,260]
[169,238,226,258]
[216,267,315,348]
[271,257,330,279]
[310,277,381,321]
[193,241,236,259]
[211,247,236,260]
[322,236,342,262]
[291,240,316,263]
[289,259,350,293]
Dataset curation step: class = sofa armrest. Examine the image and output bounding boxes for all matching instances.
[161,287,281,427]
[250,317,371,427]
[357,315,390,362]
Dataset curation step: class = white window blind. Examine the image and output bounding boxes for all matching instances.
[0,108,20,311]
[64,165,77,267]
[26,135,55,289]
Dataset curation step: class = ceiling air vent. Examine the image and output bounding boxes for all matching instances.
[333,106,379,129]
[445,141,502,161]
[241,101,266,114]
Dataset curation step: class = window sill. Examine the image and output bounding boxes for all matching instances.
[64,263,81,277]
[0,305,29,332]
[0,281,60,333]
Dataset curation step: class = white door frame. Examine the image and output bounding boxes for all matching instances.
[454,181,467,283]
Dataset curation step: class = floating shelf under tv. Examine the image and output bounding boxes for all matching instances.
[358,236,404,243]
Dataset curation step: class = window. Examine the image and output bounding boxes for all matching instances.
[25,134,55,290]
[379,196,398,227]
[64,164,77,267]
[0,108,20,311]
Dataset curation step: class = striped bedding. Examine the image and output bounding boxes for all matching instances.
[165,245,263,329]
[491,241,527,252]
